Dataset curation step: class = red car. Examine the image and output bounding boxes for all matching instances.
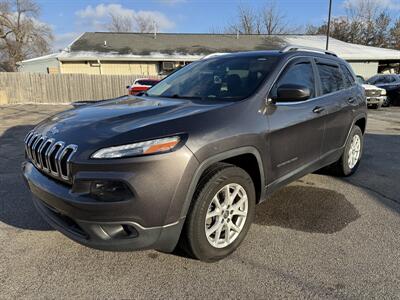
[127,78,160,95]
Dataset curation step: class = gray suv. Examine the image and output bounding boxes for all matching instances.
[22,46,367,261]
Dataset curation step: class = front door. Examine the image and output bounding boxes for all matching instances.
[266,57,325,183]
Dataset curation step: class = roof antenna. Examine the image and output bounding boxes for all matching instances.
[153,21,157,39]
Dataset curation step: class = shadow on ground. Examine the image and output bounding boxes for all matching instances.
[254,185,360,233]
[0,124,52,230]
[342,133,400,205]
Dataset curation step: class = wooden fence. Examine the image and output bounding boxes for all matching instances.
[0,73,163,104]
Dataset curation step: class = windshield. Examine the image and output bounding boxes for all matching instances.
[147,54,279,101]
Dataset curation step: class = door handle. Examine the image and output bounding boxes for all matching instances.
[347,97,356,103]
[313,106,325,113]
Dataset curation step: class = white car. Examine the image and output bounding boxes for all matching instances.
[356,75,387,109]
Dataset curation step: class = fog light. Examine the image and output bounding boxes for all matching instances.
[90,181,133,202]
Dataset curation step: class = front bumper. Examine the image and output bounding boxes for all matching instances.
[366,95,386,105]
[22,146,198,252]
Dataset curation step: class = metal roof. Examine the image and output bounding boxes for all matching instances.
[20,33,400,64]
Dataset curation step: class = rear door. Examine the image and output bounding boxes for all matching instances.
[267,57,325,182]
[313,59,354,154]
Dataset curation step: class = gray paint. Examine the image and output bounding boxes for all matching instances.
[22,50,367,252]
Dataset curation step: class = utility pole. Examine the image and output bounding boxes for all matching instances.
[326,0,333,50]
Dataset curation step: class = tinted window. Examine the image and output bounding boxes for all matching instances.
[340,65,355,88]
[271,61,315,99]
[368,75,392,84]
[147,55,279,101]
[317,63,345,94]
[356,75,365,84]
[387,76,397,83]
[136,80,158,86]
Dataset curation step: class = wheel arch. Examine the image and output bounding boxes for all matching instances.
[354,116,366,134]
[179,146,265,220]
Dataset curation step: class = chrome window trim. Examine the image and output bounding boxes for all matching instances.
[267,55,352,107]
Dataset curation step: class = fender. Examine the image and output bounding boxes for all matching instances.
[344,112,367,146]
[179,146,266,220]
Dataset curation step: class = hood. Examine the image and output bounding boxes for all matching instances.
[362,84,384,91]
[33,96,229,149]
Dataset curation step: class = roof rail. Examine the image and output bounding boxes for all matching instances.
[201,52,230,60]
[280,45,337,57]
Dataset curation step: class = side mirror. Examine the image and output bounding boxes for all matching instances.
[276,84,311,102]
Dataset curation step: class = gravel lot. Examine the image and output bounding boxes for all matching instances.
[1,104,400,299]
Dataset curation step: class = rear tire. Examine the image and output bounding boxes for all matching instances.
[179,163,255,262]
[328,125,363,177]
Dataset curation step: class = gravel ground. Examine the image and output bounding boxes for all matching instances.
[0,104,399,299]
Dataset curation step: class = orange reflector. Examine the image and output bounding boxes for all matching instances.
[143,140,179,154]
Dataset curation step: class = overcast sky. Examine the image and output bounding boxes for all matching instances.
[35,0,400,51]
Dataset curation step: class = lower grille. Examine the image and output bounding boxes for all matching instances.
[24,131,78,183]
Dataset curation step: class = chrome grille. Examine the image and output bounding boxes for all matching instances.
[24,131,78,183]
[366,89,381,97]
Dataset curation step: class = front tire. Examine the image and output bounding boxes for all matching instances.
[329,125,363,176]
[180,163,255,262]
[382,96,391,107]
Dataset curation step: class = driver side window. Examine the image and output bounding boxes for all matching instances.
[270,61,315,100]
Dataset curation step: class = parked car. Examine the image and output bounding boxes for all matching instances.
[366,74,400,106]
[22,47,367,262]
[356,75,386,109]
[127,78,160,95]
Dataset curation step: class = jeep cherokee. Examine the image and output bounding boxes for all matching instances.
[22,46,367,262]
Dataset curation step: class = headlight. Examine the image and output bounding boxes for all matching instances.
[381,89,386,96]
[91,136,181,159]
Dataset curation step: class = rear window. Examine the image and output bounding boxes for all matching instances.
[317,63,345,94]
[368,75,395,84]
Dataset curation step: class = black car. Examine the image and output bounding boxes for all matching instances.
[367,74,400,106]
[22,46,367,262]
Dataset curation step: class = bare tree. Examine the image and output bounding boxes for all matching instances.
[133,14,156,33]
[226,5,260,34]
[373,12,391,47]
[390,18,400,50]
[0,0,53,71]
[224,2,290,35]
[260,2,288,35]
[107,12,133,32]
[106,12,156,33]
[307,0,393,48]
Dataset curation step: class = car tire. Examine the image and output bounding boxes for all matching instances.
[329,125,363,177]
[179,163,255,262]
[383,96,391,107]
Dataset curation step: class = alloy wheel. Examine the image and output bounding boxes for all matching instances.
[348,134,361,169]
[204,183,248,248]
